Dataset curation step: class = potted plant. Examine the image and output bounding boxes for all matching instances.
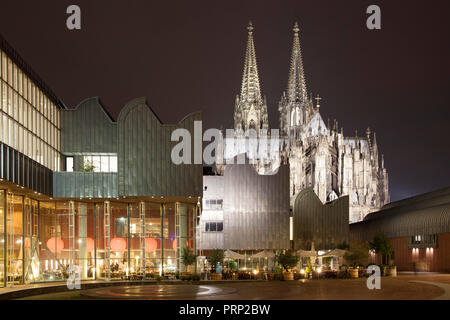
[208,249,224,280]
[369,231,396,276]
[344,241,370,278]
[275,251,299,280]
[181,247,197,274]
[225,259,238,279]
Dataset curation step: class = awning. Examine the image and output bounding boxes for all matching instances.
[249,250,275,259]
[224,249,245,259]
[297,249,318,257]
[319,249,347,258]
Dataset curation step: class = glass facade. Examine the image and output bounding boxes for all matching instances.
[0,194,197,287]
[0,49,61,171]
[82,155,118,172]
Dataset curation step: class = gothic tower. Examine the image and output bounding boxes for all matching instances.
[279,22,315,143]
[234,21,269,136]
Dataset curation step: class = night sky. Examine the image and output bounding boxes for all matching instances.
[0,0,448,202]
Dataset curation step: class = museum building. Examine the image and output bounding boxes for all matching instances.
[0,34,202,286]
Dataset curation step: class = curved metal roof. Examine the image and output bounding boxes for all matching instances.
[350,188,450,240]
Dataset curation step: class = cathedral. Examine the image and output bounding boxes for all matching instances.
[216,22,390,223]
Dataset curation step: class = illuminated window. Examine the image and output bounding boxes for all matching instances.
[66,157,74,172]
[82,155,118,172]
[0,49,61,171]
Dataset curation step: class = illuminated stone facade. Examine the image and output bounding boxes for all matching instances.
[224,22,390,223]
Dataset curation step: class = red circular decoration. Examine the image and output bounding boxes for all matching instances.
[145,238,158,252]
[86,238,95,252]
[111,238,127,252]
[46,238,64,253]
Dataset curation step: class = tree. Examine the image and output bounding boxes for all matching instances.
[181,247,197,271]
[225,259,237,271]
[80,159,95,172]
[369,230,394,265]
[208,249,224,273]
[344,241,370,267]
[336,241,350,250]
[275,251,299,272]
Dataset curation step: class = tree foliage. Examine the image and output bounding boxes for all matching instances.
[208,249,224,270]
[276,251,299,271]
[344,241,370,267]
[181,247,197,267]
[369,230,394,265]
[80,159,95,172]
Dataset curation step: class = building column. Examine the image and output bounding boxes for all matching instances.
[78,203,88,279]
[68,201,76,266]
[160,203,164,276]
[104,201,111,281]
[140,202,146,278]
[178,203,188,273]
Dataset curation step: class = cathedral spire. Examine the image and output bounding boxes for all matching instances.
[287,22,308,104]
[240,21,262,103]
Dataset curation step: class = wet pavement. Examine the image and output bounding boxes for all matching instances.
[17,273,450,300]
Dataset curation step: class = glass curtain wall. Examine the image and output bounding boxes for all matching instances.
[6,194,23,285]
[0,197,196,286]
[163,203,177,274]
[145,202,162,276]
[0,190,4,286]
[0,49,61,171]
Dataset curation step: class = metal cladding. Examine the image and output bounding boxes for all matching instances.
[52,172,117,198]
[1,142,53,195]
[223,161,290,250]
[117,97,202,197]
[54,96,202,198]
[350,187,450,241]
[292,188,349,250]
[61,97,117,154]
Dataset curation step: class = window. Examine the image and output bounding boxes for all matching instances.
[408,234,437,249]
[203,199,223,210]
[82,155,118,172]
[205,222,223,232]
[0,49,61,171]
[66,157,74,172]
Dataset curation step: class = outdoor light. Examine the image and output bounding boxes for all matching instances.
[300,269,305,274]
[317,267,322,273]
[253,270,258,275]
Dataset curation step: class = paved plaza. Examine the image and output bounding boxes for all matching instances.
[10,274,450,300]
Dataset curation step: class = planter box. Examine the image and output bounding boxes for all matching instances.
[349,268,359,278]
[211,273,222,280]
[283,272,294,281]
[386,266,397,277]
